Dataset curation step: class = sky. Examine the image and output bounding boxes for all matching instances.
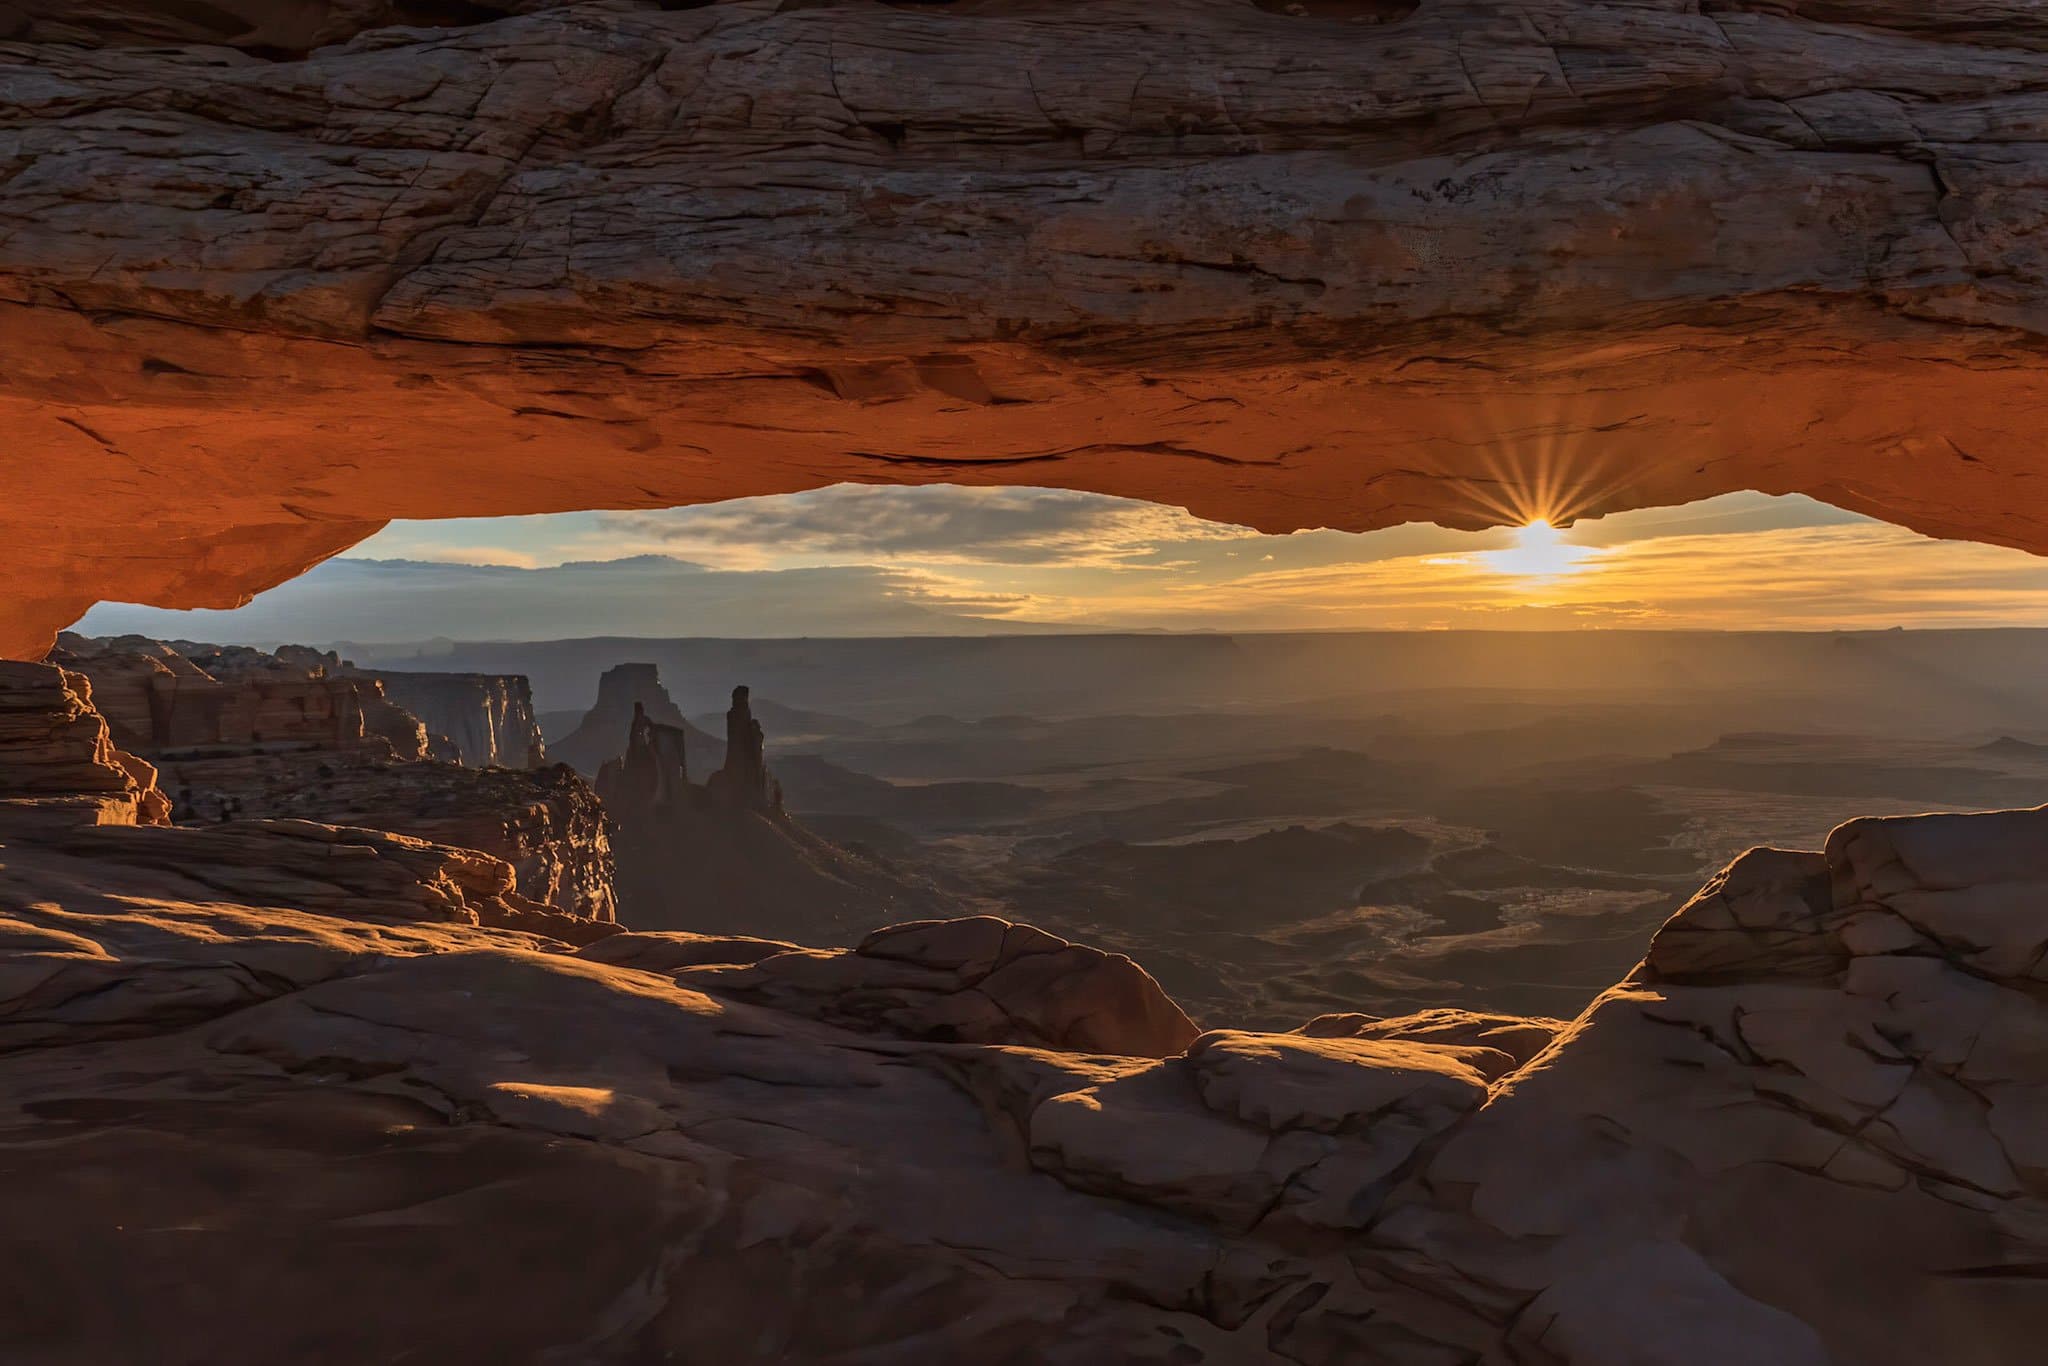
[73,486,2048,644]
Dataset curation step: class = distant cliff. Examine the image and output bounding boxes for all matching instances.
[364,670,547,769]
[552,662,721,779]
[51,634,613,925]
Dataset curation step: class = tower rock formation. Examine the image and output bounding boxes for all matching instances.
[706,685,778,815]
[594,701,692,821]
[553,663,712,780]
[4,0,2048,655]
[588,669,941,939]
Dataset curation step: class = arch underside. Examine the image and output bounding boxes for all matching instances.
[2,0,2046,655]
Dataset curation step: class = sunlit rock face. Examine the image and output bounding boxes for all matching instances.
[0,660,169,831]
[49,634,618,922]
[4,0,2047,655]
[52,633,430,758]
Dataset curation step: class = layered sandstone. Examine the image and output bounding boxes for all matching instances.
[233,641,548,767]
[0,660,169,832]
[52,635,616,922]
[4,0,2048,656]
[54,633,429,759]
[159,748,618,922]
[9,801,2048,1360]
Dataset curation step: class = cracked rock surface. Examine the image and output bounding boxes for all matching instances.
[8,797,2048,1361]
[4,0,2048,653]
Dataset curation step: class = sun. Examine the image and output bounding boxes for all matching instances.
[1476,518,1600,579]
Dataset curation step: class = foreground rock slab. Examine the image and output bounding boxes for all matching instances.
[7,801,2048,1361]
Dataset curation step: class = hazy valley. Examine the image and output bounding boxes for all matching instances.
[320,629,2048,1029]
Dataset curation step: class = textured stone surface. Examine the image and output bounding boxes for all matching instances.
[54,632,430,759]
[4,0,2048,654]
[161,748,619,922]
[12,803,2048,1361]
[0,660,168,831]
[49,635,617,921]
[12,817,598,935]
[1296,1006,1566,1078]
[679,915,1203,1058]
[359,667,547,769]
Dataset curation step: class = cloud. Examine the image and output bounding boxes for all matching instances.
[72,490,2048,644]
[71,556,1075,645]
[593,485,1259,569]
[1002,522,2048,633]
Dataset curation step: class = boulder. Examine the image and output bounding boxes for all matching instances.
[683,915,1201,1058]
[1296,1007,1566,1078]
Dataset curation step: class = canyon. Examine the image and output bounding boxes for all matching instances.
[6,662,2048,1361]
[43,634,619,930]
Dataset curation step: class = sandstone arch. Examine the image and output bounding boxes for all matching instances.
[2,0,2045,656]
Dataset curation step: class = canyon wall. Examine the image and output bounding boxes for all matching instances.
[0,660,169,832]
[361,670,548,769]
[53,635,616,923]
[54,634,430,759]
[3,0,2047,655]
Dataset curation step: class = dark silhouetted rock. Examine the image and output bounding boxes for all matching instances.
[554,663,719,779]
[588,669,943,940]
[356,668,547,768]
[707,685,776,814]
